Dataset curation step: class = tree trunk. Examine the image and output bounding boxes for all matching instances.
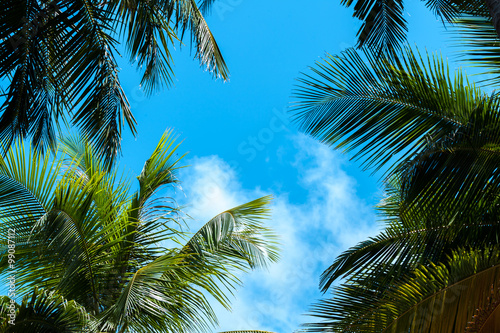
[485,0,500,39]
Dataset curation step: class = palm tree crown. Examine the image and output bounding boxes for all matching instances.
[293,47,500,332]
[0,130,279,332]
[0,0,228,163]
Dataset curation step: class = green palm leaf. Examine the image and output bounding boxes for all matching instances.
[293,46,500,221]
[169,195,280,312]
[0,0,229,163]
[453,16,500,87]
[344,0,407,54]
[341,0,487,54]
[0,132,279,332]
[305,246,500,332]
[0,287,90,332]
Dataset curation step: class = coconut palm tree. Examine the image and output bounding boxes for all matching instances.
[292,46,500,332]
[0,0,228,163]
[0,130,280,332]
[340,0,494,54]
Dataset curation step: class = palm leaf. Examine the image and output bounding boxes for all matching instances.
[219,331,277,333]
[293,46,500,222]
[304,246,500,332]
[453,16,500,87]
[0,287,90,332]
[343,0,407,54]
[96,250,218,333]
[0,0,229,163]
[115,0,229,94]
[181,195,280,272]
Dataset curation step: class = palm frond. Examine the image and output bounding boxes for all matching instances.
[177,0,229,82]
[305,246,500,332]
[293,46,477,174]
[0,287,91,332]
[453,16,500,87]
[115,0,229,94]
[0,0,229,163]
[0,0,61,154]
[97,250,218,333]
[425,0,487,22]
[113,0,178,93]
[319,211,500,292]
[293,46,500,222]
[162,196,280,316]
[57,0,136,164]
[197,0,218,15]
[341,0,407,54]
[182,195,280,271]
[136,129,185,206]
[0,134,280,333]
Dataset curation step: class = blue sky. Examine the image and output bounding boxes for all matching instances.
[0,0,465,331]
[112,1,461,332]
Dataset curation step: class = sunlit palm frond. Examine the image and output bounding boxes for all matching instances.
[135,129,185,205]
[293,46,500,220]
[219,331,277,333]
[305,246,500,332]
[0,133,278,332]
[0,142,63,291]
[96,250,218,333]
[114,130,185,292]
[172,0,229,82]
[182,195,280,272]
[96,196,279,332]
[293,47,481,173]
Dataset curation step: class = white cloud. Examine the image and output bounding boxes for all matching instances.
[179,134,380,332]
[180,155,244,223]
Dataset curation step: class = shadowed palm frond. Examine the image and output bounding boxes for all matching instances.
[342,0,487,54]
[197,0,218,15]
[113,0,228,94]
[320,197,500,292]
[0,287,91,332]
[0,0,229,163]
[426,0,487,22]
[344,0,407,54]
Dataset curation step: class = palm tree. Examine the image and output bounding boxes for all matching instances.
[339,0,495,54]
[0,0,228,164]
[0,130,280,332]
[292,46,500,332]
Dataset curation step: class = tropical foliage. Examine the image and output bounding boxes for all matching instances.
[0,131,280,332]
[293,46,500,332]
[339,0,493,54]
[0,0,228,163]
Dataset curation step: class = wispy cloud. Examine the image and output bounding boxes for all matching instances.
[179,134,380,332]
